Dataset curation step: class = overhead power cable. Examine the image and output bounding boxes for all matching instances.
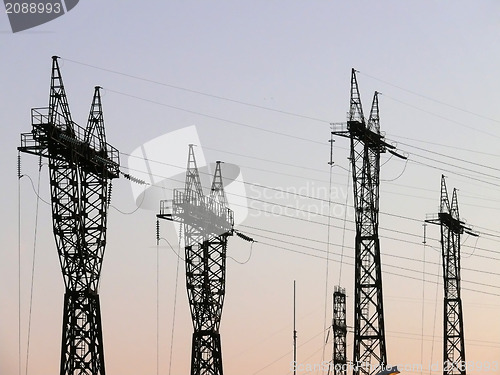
[121,162,500,260]
[359,70,500,124]
[106,88,327,146]
[63,57,500,132]
[119,161,500,263]
[23,158,500,263]
[389,133,500,159]
[244,229,500,290]
[62,57,330,124]
[382,94,500,140]
[121,150,500,242]
[252,239,500,297]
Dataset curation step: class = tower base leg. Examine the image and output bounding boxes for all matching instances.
[190,331,223,375]
[60,290,106,375]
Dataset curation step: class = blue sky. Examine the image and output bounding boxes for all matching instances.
[1,2,500,374]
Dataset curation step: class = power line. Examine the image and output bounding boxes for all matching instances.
[24,157,500,263]
[121,150,500,243]
[252,239,500,297]
[62,57,330,124]
[108,84,500,189]
[247,230,500,291]
[63,57,500,181]
[382,93,500,140]
[403,148,500,182]
[63,57,500,136]
[106,88,327,146]
[358,70,500,125]
[407,158,500,189]
[107,88,500,191]
[202,144,342,174]
[388,133,500,159]
[124,145,500,214]
[119,160,500,263]
[241,224,500,275]
[397,140,500,174]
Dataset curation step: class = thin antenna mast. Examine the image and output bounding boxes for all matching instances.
[294,280,297,375]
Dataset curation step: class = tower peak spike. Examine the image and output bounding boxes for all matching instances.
[49,55,73,126]
[440,175,451,214]
[350,68,364,124]
[210,161,228,208]
[185,144,203,200]
[451,188,459,220]
[85,86,107,151]
[368,91,380,133]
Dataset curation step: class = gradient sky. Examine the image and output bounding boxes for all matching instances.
[1,2,500,375]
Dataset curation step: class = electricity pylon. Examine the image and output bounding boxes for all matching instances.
[333,286,347,375]
[157,145,234,375]
[18,56,119,375]
[425,175,476,375]
[332,69,404,375]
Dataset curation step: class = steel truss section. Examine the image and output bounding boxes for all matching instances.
[19,57,119,375]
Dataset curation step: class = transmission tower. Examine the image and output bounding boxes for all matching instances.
[18,56,119,375]
[333,286,347,375]
[332,69,404,375]
[157,145,234,375]
[425,175,476,375]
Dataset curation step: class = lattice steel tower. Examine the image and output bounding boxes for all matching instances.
[425,175,474,375]
[157,145,234,375]
[332,286,347,375]
[332,69,402,375]
[18,57,119,375]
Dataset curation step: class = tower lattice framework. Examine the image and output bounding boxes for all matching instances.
[425,175,474,375]
[19,57,119,375]
[157,145,234,375]
[332,69,401,375]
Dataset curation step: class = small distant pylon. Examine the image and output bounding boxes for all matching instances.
[333,286,347,375]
